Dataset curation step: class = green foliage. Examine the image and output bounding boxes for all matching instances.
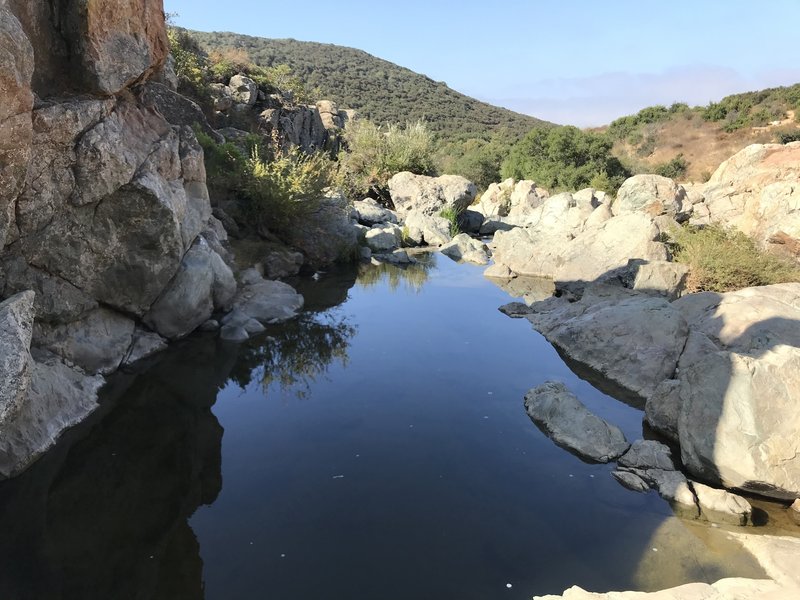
[435,132,513,190]
[439,207,461,237]
[194,129,247,194]
[337,119,436,200]
[776,129,800,144]
[167,27,208,99]
[187,30,551,142]
[607,105,671,141]
[654,154,689,179]
[700,85,800,131]
[244,145,336,234]
[196,129,335,237]
[501,126,630,194]
[670,225,800,292]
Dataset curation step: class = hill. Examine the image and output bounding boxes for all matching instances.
[598,84,800,181]
[188,30,551,141]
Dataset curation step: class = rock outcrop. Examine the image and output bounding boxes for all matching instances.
[0,1,306,477]
[669,283,800,500]
[489,190,670,282]
[700,142,800,255]
[388,172,477,216]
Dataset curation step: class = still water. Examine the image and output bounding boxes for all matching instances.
[0,255,765,599]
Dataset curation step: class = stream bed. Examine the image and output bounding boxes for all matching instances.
[0,255,772,599]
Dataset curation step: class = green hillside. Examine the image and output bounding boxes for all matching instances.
[188,30,551,141]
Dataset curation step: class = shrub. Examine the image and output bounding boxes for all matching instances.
[244,145,336,235]
[194,129,248,195]
[654,154,689,180]
[167,27,208,99]
[670,225,800,292]
[337,119,436,201]
[776,129,800,144]
[196,130,335,237]
[501,126,630,194]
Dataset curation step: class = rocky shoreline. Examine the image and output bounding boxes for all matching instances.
[1,2,799,597]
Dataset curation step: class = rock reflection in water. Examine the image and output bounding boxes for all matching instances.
[356,253,435,292]
[0,267,361,599]
[0,339,229,600]
[230,266,359,399]
[485,273,556,305]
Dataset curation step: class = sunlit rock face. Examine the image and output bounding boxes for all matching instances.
[0,0,236,477]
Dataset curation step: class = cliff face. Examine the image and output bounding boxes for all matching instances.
[0,1,234,476]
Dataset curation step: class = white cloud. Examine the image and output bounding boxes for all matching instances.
[478,66,800,127]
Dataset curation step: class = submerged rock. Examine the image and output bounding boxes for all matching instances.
[524,381,630,463]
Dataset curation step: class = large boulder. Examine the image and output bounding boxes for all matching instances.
[490,211,669,282]
[0,350,104,479]
[0,5,34,247]
[0,291,35,425]
[1,256,98,324]
[143,238,236,340]
[524,381,630,462]
[8,0,168,97]
[286,196,359,267]
[352,198,398,226]
[230,269,304,325]
[403,210,452,247]
[388,172,477,216]
[669,283,800,499]
[364,224,402,253]
[229,74,259,106]
[16,99,211,316]
[33,308,136,375]
[612,174,688,219]
[515,285,689,400]
[702,142,800,253]
[440,233,490,265]
[473,178,548,222]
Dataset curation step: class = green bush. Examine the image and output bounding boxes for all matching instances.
[670,225,800,292]
[196,130,335,237]
[654,154,689,179]
[243,145,336,235]
[501,126,630,194]
[776,129,800,144]
[167,27,209,100]
[435,134,512,191]
[337,119,436,201]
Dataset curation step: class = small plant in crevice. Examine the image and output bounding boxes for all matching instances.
[439,207,461,237]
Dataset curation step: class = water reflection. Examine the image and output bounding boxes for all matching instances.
[228,312,356,399]
[0,269,361,600]
[0,339,227,600]
[356,253,435,292]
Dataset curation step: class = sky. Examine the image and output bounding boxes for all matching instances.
[164,0,800,126]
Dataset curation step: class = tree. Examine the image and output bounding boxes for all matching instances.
[501,126,630,194]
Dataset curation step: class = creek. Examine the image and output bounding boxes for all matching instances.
[0,255,767,599]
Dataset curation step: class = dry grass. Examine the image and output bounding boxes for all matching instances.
[671,225,800,293]
[608,115,799,182]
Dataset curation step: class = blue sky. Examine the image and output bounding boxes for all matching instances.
[164,0,800,126]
